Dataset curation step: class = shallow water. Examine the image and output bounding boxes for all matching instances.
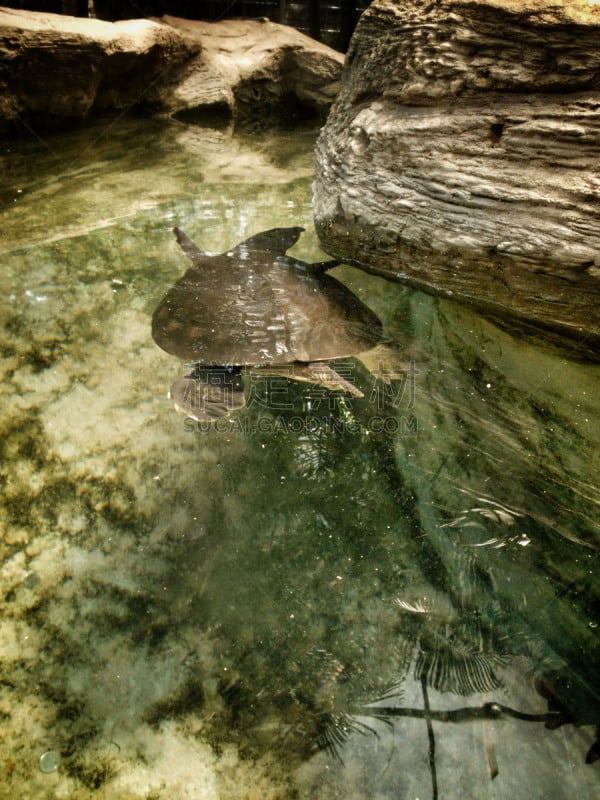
[1,117,598,800]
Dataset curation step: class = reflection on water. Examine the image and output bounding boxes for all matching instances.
[0,118,598,799]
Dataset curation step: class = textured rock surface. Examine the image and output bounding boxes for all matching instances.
[0,9,343,135]
[313,0,600,353]
[0,7,197,133]
[157,15,344,127]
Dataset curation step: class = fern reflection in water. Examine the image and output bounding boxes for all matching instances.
[275,386,599,792]
[413,629,506,697]
[301,458,599,799]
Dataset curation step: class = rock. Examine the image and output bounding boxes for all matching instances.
[0,7,198,134]
[156,15,344,128]
[0,9,344,135]
[313,0,600,354]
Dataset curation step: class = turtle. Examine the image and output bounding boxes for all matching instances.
[151,226,385,421]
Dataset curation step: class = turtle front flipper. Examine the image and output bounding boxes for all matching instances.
[289,258,340,277]
[232,227,305,257]
[169,367,246,422]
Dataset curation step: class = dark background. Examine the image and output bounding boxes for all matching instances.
[2,1,372,50]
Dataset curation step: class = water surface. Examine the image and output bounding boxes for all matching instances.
[0,117,598,800]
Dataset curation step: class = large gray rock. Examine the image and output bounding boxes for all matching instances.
[313,0,600,354]
[0,7,198,133]
[0,9,343,135]
[156,15,344,128]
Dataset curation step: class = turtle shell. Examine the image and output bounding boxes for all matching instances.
[152,227,383,365]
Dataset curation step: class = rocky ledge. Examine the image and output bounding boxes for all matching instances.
[0,8,343,135]
[313,0,600,355]
[157,15,344,128]
[0,8,198,134]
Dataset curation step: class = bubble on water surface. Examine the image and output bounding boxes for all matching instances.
[39,749,60,773]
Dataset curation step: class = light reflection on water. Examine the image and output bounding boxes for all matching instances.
[0,117,598,800]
